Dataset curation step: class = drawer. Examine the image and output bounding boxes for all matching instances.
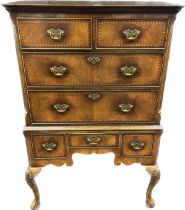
[29,91,158,124]
[23,54,163,86]
[122,134,156,156]
[17,18,92,49]
[70,134,118,147]
[31,135,67,159]
[97,19,167,48]
[120,132,161,165]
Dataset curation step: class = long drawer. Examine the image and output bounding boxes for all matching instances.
[28,91,159,124]
[23,54,163,87]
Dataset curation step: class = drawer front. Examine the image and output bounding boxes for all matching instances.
[97,19,167,48]
[29,91,158,124]
[70,134,118,147]
[17,18,92,49]
[24,54,162,86]
[31,135,67,158]
[122,134,155,156]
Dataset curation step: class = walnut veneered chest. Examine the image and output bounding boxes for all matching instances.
[3,1,183,209]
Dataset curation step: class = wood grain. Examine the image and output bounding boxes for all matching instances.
[24,129,162,167]
[3,1,182,209]
[23,53,163,86]
[18,18,92,49]
[97,19,167,48]
[28,91,159,124]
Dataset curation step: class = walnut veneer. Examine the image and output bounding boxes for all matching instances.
[3,1,183,209]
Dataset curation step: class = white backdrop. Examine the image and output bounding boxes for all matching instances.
[0,0,184,210]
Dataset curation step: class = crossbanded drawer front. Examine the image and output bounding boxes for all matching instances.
[23,54,163,87]
[29,91,158,124]
[120,133,160,165]
[70,134,118,148]
[17,18,92,49]
[122,134,155,156]
[31,135,67,159]
[97,19,167,48]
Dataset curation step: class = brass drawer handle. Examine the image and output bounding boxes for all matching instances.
[121,66,137,77]
[54,104,69,113]
[122,29,141,41]
[47,28,65,40]
[42,142,56,151]
[88,93,101,101]
[50,65,68,77]
[118,103,133,113]
[87,56,101,65]
[130,141,145,150]
[86,136,101,146]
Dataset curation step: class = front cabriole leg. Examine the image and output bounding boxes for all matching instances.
[25,167,41,210]
[146,166,160,208]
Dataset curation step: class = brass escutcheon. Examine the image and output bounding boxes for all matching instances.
[122,29,141,41]
[54,104,69,113]
[87,56,101,65]
[47,28,65,40]
[118,103,134,113]
[50,65,68,77]
[86,136,101,146]
[130,141,145,150]
[120,66,137,76]
[88,93,101,101]
[42,142,56,151]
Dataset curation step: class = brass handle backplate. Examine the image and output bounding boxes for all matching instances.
[47,28,65,40]
[121,66,137,77]
[86,136,101,146]
[130,141,145,150]
[50,65,68,77]
[118,103,133,113]
[42,142,56,151]
[88,93,101,101]
[87,56,101,65]
[122,29,141,41]
[54,104,69,113]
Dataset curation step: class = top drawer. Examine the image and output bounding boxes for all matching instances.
[17,18,92,49]
[97,19,167,49]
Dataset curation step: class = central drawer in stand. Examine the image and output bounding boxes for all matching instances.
[3,1,183,209]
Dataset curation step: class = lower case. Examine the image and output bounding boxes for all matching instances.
[24,125,162,209]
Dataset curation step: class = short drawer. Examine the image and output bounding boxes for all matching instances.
[70,134,118,148]
[23,54,163,87]
[29,91,158,124]
[17,18,92,49]
[31,135,67,159]
[122,134,156,157]
[97,19,167,48]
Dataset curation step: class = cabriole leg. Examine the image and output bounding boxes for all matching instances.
[25,167,41,210]
[146,166,160,208]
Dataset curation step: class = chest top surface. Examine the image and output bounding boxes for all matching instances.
[3,0,183,13]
